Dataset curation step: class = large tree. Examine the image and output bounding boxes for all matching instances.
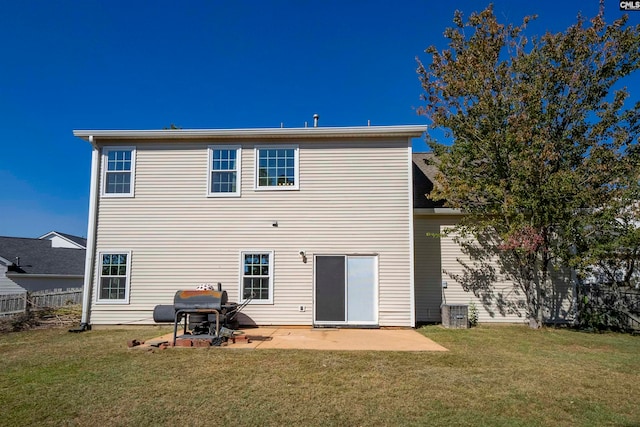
[417,4,640,328]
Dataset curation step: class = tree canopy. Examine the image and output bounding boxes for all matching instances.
[417,4,640,328]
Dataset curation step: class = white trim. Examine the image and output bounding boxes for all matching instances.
[74,125,427,141]
[408,142,416,327]
[239,250,274,305]
[254,144,299,191]
[207,145,242,197]
[81,143,100,324]
[95,250,132,305]
[101,146,136,198]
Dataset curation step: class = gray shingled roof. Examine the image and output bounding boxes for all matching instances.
[0,236,85,275]
[412,152,445,209]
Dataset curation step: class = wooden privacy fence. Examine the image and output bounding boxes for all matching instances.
[577,284,640,331]
[0,288,83,316]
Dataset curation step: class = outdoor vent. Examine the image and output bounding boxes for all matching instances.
[441,304,469,329]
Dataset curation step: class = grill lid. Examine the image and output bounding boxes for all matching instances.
[173,290,228,310]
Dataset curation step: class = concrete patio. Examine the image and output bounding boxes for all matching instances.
[139,327,448,351]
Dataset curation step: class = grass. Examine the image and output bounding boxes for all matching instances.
[0,324,638,426]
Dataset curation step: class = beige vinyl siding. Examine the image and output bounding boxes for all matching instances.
[440,222,575,323]
[440,223,526,323]
[90,139,413,326]
[413,215,445,322]
[414,215,574,324]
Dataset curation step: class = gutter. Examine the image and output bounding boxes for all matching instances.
[413,208,465,215]
[72,125,427,141]
[408,139,416,328]
[6,274,83,279]
[79,135,100,330]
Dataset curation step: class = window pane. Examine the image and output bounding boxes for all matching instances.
[257,148,296,187]
[106,172,131,194]
[210,148,239,194]
[107,150,132,172]
[243,277,269,300]
[99,253,128,301]
[212,171,237,193]
[242,252,271,300]
[100,277,126,300]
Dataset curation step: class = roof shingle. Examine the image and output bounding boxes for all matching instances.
[0,236,85,275]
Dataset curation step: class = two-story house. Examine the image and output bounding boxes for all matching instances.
[74,125,425,327]
[74,125,575,328]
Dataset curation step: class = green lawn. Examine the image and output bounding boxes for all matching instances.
[0,324,638,426]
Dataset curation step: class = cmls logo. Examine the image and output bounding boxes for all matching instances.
[620,1,640,10]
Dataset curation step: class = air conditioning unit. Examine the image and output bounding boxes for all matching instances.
[441,304,469,329]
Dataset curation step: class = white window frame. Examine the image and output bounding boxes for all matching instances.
[101,146,136,197]
[254,145,299,191]
[96,251,132,304]
[208,145,242,197]
[239,250,274,305]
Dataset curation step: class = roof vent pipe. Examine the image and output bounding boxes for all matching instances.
[313,114,319,128]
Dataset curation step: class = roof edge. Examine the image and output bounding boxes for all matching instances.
[73,125,427,141]
[5,273,84,279]
[413,208,464,215]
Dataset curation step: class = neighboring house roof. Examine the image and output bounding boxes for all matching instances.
[38,231,87,249]
[0,236,85,276]
[413,152,445,209]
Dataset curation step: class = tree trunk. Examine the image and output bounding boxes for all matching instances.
[523,261,543,329]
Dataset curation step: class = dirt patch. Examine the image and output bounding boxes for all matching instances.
[0,305,81,333]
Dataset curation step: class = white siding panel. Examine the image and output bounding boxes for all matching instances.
[90,139,413,326]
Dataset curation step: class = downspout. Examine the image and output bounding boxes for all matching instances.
[79,136,100,329]
[408,138,416,328]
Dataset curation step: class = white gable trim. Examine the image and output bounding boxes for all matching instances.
[38,231,86,249]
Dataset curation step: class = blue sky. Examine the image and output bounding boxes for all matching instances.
[0,0,633,238]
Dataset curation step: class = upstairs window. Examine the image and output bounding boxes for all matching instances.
[255,145,299,190]
[102,147,136,197]
[209,146,241,197]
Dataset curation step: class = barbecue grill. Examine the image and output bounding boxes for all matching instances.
[153,285,249,346]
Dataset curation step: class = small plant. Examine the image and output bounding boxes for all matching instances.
[468,301,479,327]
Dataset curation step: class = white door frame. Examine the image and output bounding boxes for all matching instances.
[313,254,378,326]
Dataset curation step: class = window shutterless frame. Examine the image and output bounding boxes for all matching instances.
[101,146,136,197]
[254,145,299,190]
[96,251,132,304]
[239,250,274,304]
[208,145,241,197]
